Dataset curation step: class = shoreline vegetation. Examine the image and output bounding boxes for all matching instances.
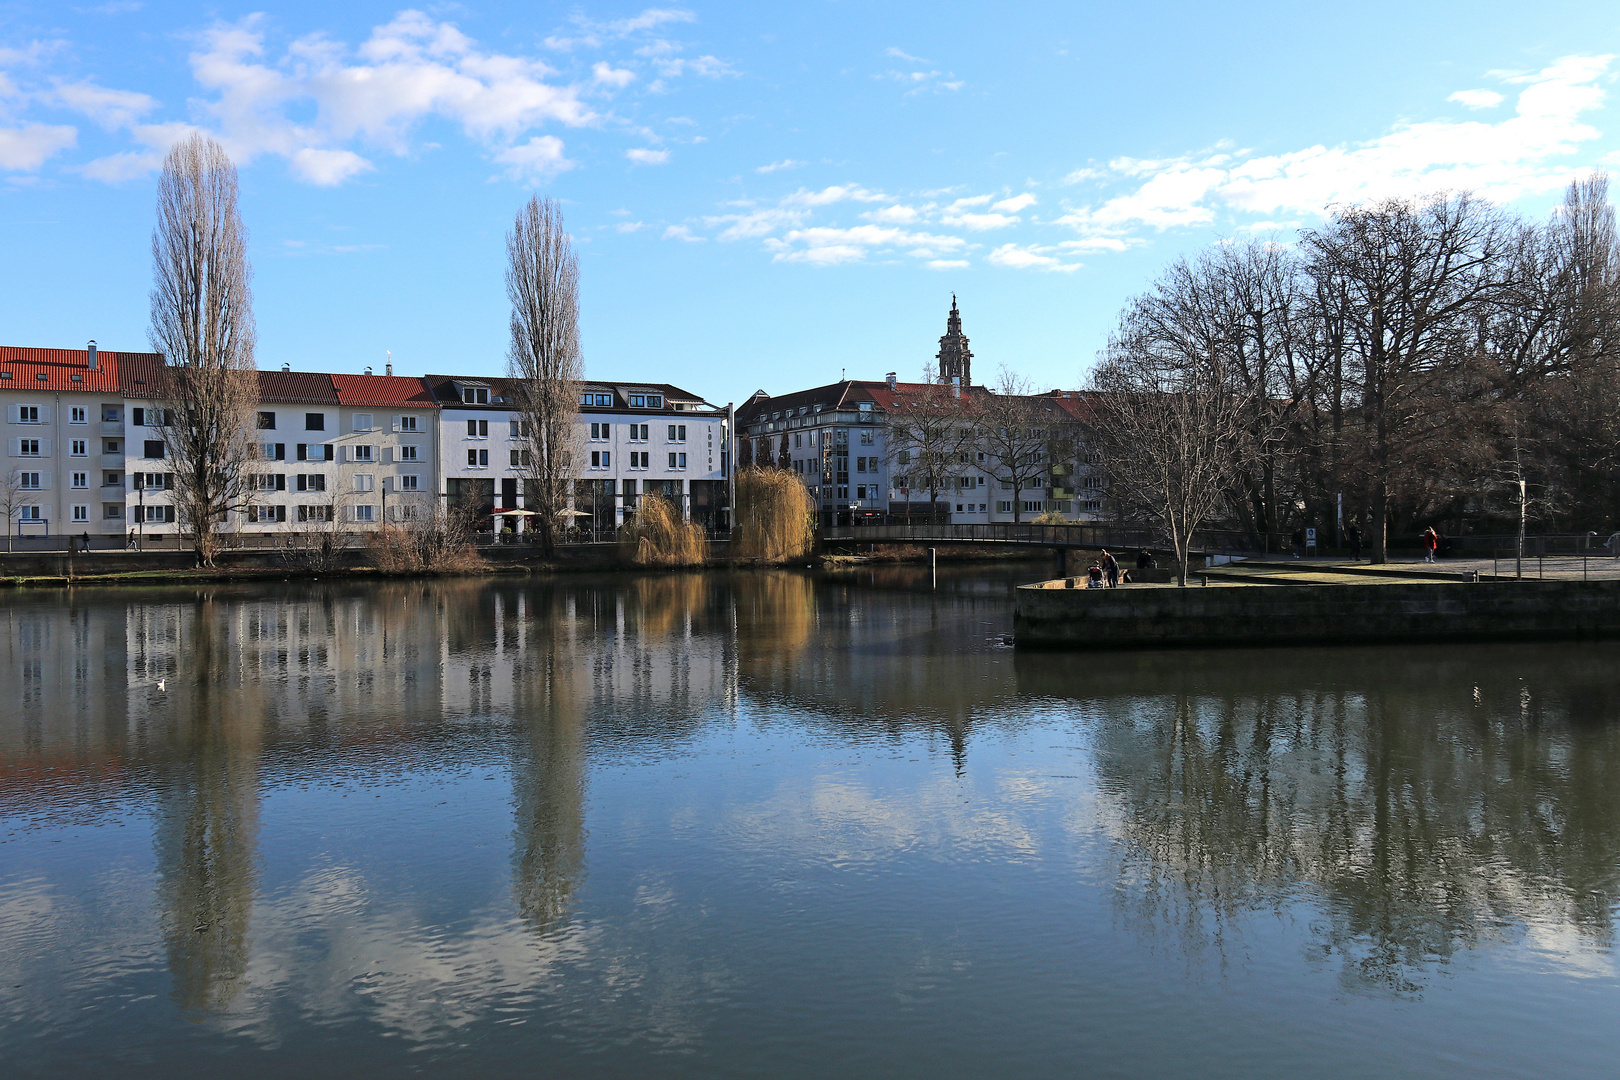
[0,542,1046,589]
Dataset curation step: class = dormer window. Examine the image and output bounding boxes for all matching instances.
[629,394,646,408]
[647,394,662,408]
[462,387,489,405]
[577,392,613,407]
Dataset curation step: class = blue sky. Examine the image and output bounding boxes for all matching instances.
[3,2,1619,406]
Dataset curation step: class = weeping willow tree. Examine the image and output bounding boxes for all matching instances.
[732,466,815,560]
[619,492,706,566]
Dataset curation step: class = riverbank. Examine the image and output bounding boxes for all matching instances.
[1015,574,1620,649]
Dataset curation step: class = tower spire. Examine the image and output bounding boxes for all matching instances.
[936,295,972,387]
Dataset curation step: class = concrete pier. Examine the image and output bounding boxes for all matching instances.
[1014,577,1620,649]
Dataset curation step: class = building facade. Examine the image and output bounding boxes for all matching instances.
[736,302,1106,527]
[427,376,730,533]
[1,344,140,544]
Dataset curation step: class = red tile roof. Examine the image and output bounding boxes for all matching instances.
[257,371,339,405]
[0,346,134,394]
[331,373,438,409]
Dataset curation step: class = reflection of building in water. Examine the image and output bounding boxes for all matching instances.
[1016,645,1620,992]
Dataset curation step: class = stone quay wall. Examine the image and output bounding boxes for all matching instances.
[1014,578,1620,649]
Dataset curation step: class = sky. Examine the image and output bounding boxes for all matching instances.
[3,1,1620,407]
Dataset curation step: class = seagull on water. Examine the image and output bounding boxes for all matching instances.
[156,678,166,691]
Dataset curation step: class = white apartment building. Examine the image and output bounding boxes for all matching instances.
[426,376,731,532]
[1,344,138,546]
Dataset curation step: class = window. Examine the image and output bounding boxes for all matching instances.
[19,506,41,521]
[397,474,420,491]
[18,472,41,489]
[104,439,121,454]
[647,395,662,408]
[296,444,333,462]
[398,415,419,432]
[255,474,282,492]
[104,471,123,487]
[295,474,327,492]
[467,419,489,437]
[104,504,123,520]
[667,424,688,442]
[590,422,611,440]
[70,407,87,424]
[461,387,490,404]
[18,439,40,456]
[257,411,276,429]
[398,444,418,462]
[297,504,334,523]
[71,439,87,457]
[18,406,40,423]
[144,441,165,458]
[897,450,911,465]
[248,505,286,524]
[467,449,489,467]
[860,430,873,445]
[71,472,87,489]
[71,505,89,522]
[629,394,646,407]
[590,450,612,468]
[1022,500,1043,513]
[353,474,374,492]
[143,506,175,524]
[997,501,1012,514]
[510,420,520,437]
[352,444,374,463]
[305,413,325,431]
[132,408,145,426]
[353,505,375,522]
[352,413,373,432]
[595,393,612,406]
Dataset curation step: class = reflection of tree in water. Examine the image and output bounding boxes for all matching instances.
[147,595,261,1013]
[1025,645,1620,994]
[508,585,588,933]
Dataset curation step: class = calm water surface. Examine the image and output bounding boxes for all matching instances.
[3,565,1619,1078]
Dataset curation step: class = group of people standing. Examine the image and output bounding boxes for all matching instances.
[1085,549,1155,588]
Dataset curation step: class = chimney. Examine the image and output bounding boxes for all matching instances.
[282,363,290,372]
[886,372,897,390]
[385,362,393,376]
[87,340,98,371]
[365,366,373,376]
[951,375,961,398]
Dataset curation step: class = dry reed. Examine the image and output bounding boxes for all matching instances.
[620,493,708,567]
[732,466,816,561]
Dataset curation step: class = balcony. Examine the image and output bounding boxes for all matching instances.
[100,453,125,469]
[100,421,124,436]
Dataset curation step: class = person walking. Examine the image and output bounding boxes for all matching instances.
[1100,549,1120,588]
[1423,527,1439,563]
[1291,528,1305,559]
[1347,525,1363,563]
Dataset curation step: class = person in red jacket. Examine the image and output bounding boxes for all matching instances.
[1423,527,1440,563]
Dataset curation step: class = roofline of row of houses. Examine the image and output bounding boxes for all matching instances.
[0,346,723,415]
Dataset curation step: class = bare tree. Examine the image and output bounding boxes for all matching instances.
[974,369,1051,523]
[1091,271,1258,586]
[148,132,259,567]
[507,196,584,557]
[883,365,977,522]
[1301,194,1511,561]
[0,469,25,553]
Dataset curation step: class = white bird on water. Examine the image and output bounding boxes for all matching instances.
[156,679,166,691]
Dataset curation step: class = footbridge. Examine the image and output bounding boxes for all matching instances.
[821,522,1259,574]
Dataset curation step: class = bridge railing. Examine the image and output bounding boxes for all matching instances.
[821,521,1281,554]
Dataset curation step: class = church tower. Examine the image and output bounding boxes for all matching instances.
[935,295,973,387]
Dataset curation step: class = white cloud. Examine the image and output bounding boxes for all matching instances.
[1449,88,1504,109]
[878,66,963,95]
[47,81,156,129]
[545,8,695,51]
[291,146,374,185]
[755,158,803,173]
[764,224,965,266]
[942,211,1019,231]
[987,243,1080,272]
[885,48,928,63]
[626,147,669,165]
[663,224,703,242]
[592,62,636,88]
[615,220,648,233]
[494,135,574,182]
[926,259,969,270]
[861,204,920,224]
[0,123,75,169]
[993,193,1037,213]
[1055,55,1615,244]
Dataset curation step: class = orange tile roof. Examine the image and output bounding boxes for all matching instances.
[0,345,136,394]
[331,373,439,409]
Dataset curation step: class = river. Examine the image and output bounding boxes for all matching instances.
[2,565,1618,1078]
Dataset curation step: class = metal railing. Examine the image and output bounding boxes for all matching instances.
[821,521,1270,552]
